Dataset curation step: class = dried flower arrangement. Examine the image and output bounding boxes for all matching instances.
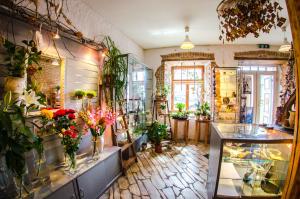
[217,0,286,42]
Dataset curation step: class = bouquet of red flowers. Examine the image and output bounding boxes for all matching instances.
[53,109,81,170]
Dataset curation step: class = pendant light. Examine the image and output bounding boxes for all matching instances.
[279,26,291,52]
[180,26,194,50]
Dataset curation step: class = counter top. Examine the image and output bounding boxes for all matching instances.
[32,146,121,199]
[212,123,294,143]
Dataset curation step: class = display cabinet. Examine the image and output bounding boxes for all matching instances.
[123,54,153,138]
[207,123,293,199]
[212,67,241,123]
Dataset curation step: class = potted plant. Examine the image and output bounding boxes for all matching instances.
[159,103,167,114]
[0,92,43,198]
[176,102,185,112]
[86,90,97,99]
[2,38,41,95]
[79,107,116,160]
[74,89,85,99]
[200,102,210,120]
[156,85,170,100]
[147,121,167,153]
[171,111,189,120]
[195,109,201,120]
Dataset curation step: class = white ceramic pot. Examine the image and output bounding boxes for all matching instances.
[4,76,26,94]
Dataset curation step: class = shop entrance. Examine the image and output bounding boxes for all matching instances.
[241,66,277,124]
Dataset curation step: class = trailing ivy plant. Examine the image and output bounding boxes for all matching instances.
[3,39,42,77]
[102,36,127,106]
[0,92,43,192]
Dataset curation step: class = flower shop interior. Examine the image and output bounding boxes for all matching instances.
[0,0,300,199]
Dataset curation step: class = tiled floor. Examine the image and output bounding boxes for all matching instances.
[100,143,209,199]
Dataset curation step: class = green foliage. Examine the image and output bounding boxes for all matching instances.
[3,39,42,77]
[147,121,167,144]
[199,102,210,116]
[133,123,147,136]
[0,92,43,179]
[86,90,97,98]
[74,90,86,98]
[55,85,61,91]
[171,111,189,120]
[102,36,127,104]
[194,110,201,116]
[160,85,170,97]
[160,104,166,110]
[176,103,185,112]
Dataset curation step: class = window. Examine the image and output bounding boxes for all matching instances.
[171,66,204,111]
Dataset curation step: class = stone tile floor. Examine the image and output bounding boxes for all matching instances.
[100,143,209,199]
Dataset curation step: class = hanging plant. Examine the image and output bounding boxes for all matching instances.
[102,36,127,106]
[217,0,286,42]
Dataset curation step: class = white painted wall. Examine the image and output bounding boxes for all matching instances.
[144,45,281,70]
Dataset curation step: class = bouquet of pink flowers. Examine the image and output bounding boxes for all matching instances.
[80,107,116,137]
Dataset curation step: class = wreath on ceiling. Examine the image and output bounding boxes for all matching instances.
[217,0,287,42]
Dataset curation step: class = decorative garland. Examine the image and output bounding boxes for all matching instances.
[217,0,286,42]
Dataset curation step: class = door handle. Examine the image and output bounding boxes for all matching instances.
[79,188,85,198]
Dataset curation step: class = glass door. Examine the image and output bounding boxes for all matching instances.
[258,74,275,124]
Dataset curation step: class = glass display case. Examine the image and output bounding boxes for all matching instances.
[122,54,153,139]
[207,123,293,199]
[212,67,241,123]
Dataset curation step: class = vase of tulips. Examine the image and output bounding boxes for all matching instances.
[53,109,82,174]
[80,107,116,160]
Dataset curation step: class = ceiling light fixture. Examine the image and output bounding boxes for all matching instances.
[180,26,194,50]
[53,28,60,39]
[279,26,291,52]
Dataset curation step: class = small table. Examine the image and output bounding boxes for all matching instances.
[194,119,211,145]
[173,118,189,143]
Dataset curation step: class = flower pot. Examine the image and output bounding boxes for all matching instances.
[288,111,296,128]
[154,143,162,153]
[195,115,201,120]
[4,76,26,95]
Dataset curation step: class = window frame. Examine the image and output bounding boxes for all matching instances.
[171,66,205,111]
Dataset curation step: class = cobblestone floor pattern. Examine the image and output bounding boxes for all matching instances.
[100,143,209,199]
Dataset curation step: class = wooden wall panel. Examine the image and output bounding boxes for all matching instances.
[64,58,99,109]
[283,0,300,198]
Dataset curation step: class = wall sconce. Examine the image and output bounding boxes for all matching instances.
[53,28,60,39]
[52,58,60,66]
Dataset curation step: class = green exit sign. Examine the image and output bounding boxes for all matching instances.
[258,44,270,49]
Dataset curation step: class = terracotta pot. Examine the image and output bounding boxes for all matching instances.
[289,111,296,128]
[154,143,162,153]
[4,76,26,94]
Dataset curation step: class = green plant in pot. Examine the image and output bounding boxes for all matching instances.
[159,103,167,114]
[2,38,41,95]
[86,90,97,99]
[200,102,210,120]
[0,92,43,198]
[171,103,189,120]
[194,109,201,120]
[160,85,170,99]
[74,90,85,99]
[147,121,167,153]
[176,102,185,112]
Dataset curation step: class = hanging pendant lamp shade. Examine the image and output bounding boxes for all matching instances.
[279,26,291,52]
[180,26,194,50]
[279,37,291,52]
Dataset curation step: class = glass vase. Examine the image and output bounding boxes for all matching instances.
[66,152,77,175]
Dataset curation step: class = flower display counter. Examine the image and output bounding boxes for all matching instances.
[32,147,121,199]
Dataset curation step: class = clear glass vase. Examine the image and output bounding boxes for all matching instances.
[66,152,77,175]
[91,136,104,161]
